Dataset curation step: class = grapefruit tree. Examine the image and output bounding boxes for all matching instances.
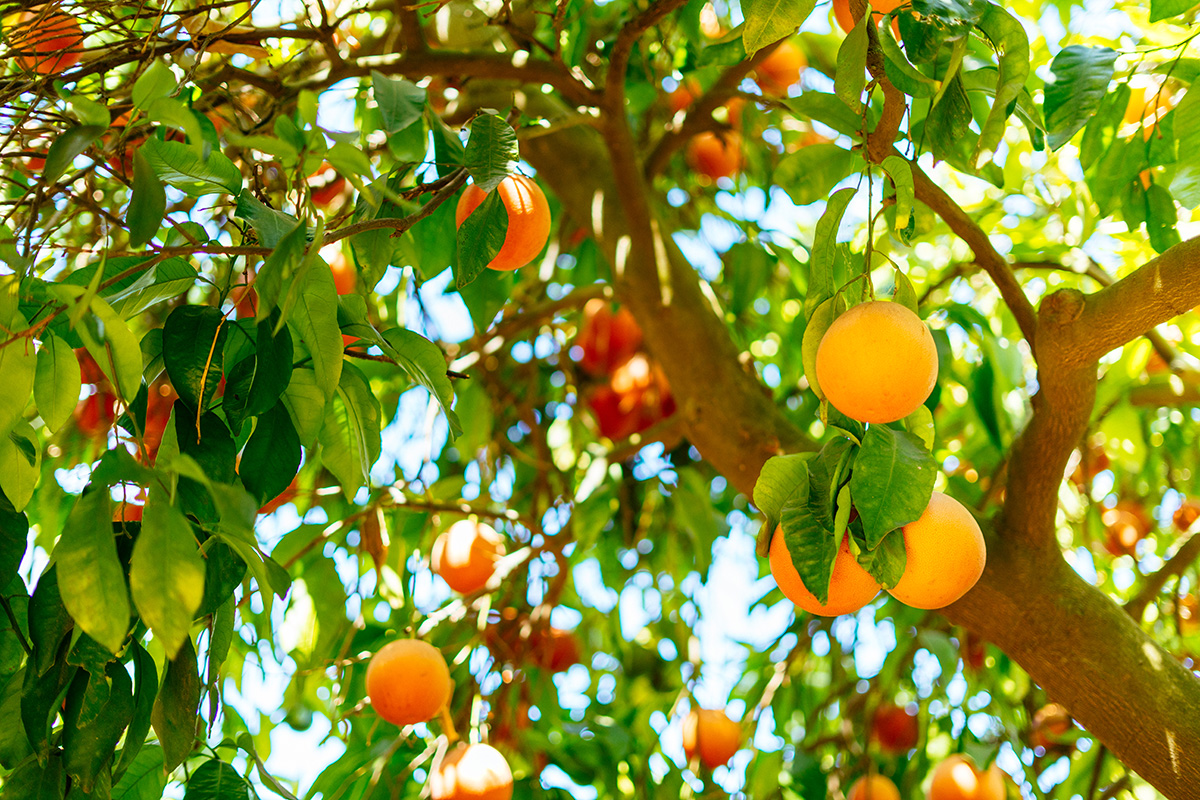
[1,1,1200,799]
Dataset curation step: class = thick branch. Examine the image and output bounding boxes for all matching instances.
[1056,236,1200,368]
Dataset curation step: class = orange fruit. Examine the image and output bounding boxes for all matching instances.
[575,299,643,376]
[847,775,901,800]
[755,39,806,96]
[1179,594,1200,636]
[887,492,985,610]
[1031,703,1071,748]
[308,162,347,207]
[682,708,741,769]
[533,627,581,673]
[328,249,356,295]
[685,132,742,181]
[870,703,918,754]
[11,9,84,75]
[832,0,905,36]
[430,743,513,800]
[1101,500,1151,557]
[930,755,989,800]
[455,175,551,272]
[769,528,880,616]
[814,300,937,424]
[432,520,506,595]
[668,80,699,113]
[1174,499,1200,532]
[365,639,451,727]
[585,353,676,440]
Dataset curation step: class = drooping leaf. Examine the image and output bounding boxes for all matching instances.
[132,60,177,110]
[62,660,135,792]
[779,487,839,606]
[371,72,426,134]
[239,403,302,506]
[0,422,40,511]
[280,368,326,447]
[106,258,198,318]
[753,453,815,530]
[234,195,301,249]
[380,327,461,439]
[455,186,508,289]
[848,425,937,547]
[183,759,253,800]
[34,333,80,434]
[286,257,343,404]
[775,144,854,206]
[129,499,206,658]
[112,644,157,781]
[151,636,200,773]
[972,4,1030,167]
[741,0,816,56]
[1042,45,1119,150]
[463,113,518,193]
[317,363,382,498]
[43,125,106,185]
[163,305,227,413]
[806,188,857,318]
[128,151,167,248]
[53,490,129,655]
[0,311,36,439]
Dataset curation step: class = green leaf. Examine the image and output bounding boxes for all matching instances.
[834,14,868,111]
[132,61,177,111]
[371,72,426,134]
[0,312,36,439]
[112,745,165,800]
[129,499,206,658]
[1145,183,1182,254]
[806,187,856,318]
[27,567,72,678]
[1080,83,1129,172]
[128,151,167,248]
[753,453,814,528]
[224,316,294,435]
[892,268,918,314]
[183,759,253,800]
[281,368,326,447]
[62,660,135,792]
[775,144,854,207]
[463,113,518,193]
[151,636,200,773]
[848,426,936,548]
[1042,45,1118,151]
[67,292,144,403]
[54,490,129,655]
[234,195,301,248]
[1150,0,1193,22]
[801,296,838,402]
[856,526,907,589]
[881,156,915,239]
[741,0,815,56]
[163,306,228,413]
[904,403,935,449]
[454,189,507,289]
[428,110,466,178]
[255,219,307,322]
[0,668,32,768]
[3,751,66,800]
[286,259,343,404]
[879,23,938,99]
[317,363,382,498]
[786,93,870,139]
[239,403,301,506]
[0,422,40,511]
[43,125,106,185]
[106,258,198,318]
[780,490,838,606]
[972,4,1029,167]
[141,138,241,197]
[380,327,461,439]
[0,506,28,589]
[113,644,157,781]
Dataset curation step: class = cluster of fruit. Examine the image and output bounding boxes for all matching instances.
[573,299,676,442]
[769,300,987,617]
[364,519,584,797]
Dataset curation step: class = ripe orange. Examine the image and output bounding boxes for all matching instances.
[870,703,918,754]
[1174,499,1200,532]
[887,492,985,610]
[769,528,880,616]
[847,775,901,800]
[455,175,551,272]
[686,132,742,181]
[1031,703,1071,748]
[1101,500,1151,557]
[432,520,506,595]
[430,743,513,800]
[682,708,741,769]
[815,300,937,423]
[328,249,356,295]
[533,627,581,673]
[668,79,699,113]
[365,639,451,727]
[11,9,84,75]
[930,756,1005,800]
[1123,84,1176,128]
[308,162,347,207]
[585,353,676,441]
[755,39,806,96]
[575,299,643,376]
[832,0,905,35]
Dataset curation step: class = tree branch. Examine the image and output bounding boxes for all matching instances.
[1126,531,1200,622]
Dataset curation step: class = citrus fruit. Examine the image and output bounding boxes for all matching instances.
[832,0,905,35]
[870,703,918,753]
[930,756,1006,800]
[365,639,451,727]
[455,175,551,271]
[11,9,83,75]
[769,528,880,616]
[814,300,938,424]
[308,162,347,206]
[575,299,643,376]
[755,39,805,96]
[847,774,901,800]
[430,743,513,800]
[432,520,506,595]
[685,132,742,181]
[682,708,741,769]
[887,492,985,610]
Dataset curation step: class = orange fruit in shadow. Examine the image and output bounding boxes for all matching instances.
[815,300,937,423]
[682,708,741,769]
[11,10,84,75]
[833,0,905,36]
[308,162,347,207]
[1174,499,1200,532]
[455,175,551,272]
[755,39,806,96]
[769,528,880,616]
[431,520,506,595]
[532,627,581,673]
[585,353,676,441]
[365,639,451,727]
[328,249,356,295]
[870,703,918,754]
[575,299,643,377]
[847,775,901,800]
[430,743,513,800]
[668,79,700,113]
[888,492,985,610]
[685,132,742,181]
[1101,500,1151,557]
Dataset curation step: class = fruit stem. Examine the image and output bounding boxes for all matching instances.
[439,704,459,744]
